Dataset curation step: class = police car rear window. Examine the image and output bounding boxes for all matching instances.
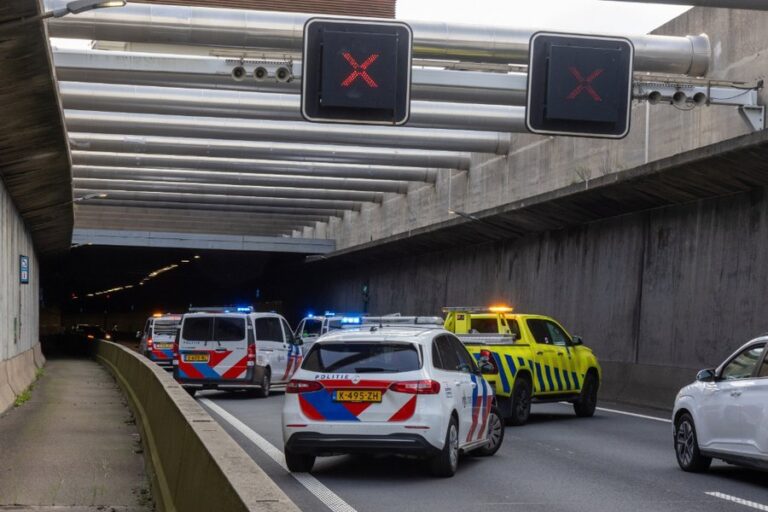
[303,343,421,373]
[182,317,245,342]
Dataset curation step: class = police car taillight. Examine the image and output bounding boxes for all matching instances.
[172,341,178,357]
[389,380,441,395]
[147,337,153,348]
[286,380,324,393]
[480,350,499,374]
[247,344,256,367]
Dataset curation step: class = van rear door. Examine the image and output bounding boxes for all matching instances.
[178,315,248,381]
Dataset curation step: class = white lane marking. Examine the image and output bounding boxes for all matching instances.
[199,398,358,512]
[595,406,672,424]
[706,492,768,511]
[557,401,672,423]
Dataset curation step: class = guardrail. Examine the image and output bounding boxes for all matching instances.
[93,340,299,512]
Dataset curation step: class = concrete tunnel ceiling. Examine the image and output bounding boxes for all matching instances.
[43,0,713,243]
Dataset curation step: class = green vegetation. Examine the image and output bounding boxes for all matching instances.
[13,388,31,407]
[13,366,45,407]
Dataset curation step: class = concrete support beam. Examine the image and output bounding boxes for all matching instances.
[72,228,335,253]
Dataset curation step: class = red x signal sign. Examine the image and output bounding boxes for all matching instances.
[341,52,380,88]
[566,67,604,102]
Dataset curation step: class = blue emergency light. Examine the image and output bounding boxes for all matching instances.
[341,316,362,324]
[324,311,336,317]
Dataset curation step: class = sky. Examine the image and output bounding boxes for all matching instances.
[396,0,690,35]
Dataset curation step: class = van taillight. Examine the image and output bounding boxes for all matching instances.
[147,337,153,348]
[247,343,256,361]
[480,350,499,374]
[286,380,323,393]
[172,341,178,358]
[389,380,441,394]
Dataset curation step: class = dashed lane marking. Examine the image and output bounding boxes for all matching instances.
[557,402,671,423]
[706,492,768,511]
[200,398,358,512]
[595,406,672,424]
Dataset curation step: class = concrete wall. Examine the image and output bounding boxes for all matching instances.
[294,6,768,250]
[292,186,768,409]
[94,340,299,512]
[0,178,43,413]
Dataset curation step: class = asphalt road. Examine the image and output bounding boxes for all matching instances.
[200,392,767,512]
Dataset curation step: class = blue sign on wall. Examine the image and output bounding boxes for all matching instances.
[20,255,29,284]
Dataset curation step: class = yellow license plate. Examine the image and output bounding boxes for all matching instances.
[184,354,209,362]
[155,343,173,349]
[334,390,382,403]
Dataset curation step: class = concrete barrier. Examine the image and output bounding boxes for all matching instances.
[0,344,43,414]
[599,361,698,411]
[93,340,300,512]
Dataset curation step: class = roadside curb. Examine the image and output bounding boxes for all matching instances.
[94,340,301,512]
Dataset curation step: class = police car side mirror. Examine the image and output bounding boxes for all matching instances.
[696,368,717,382]
[293,335,304,346]
[572,336,584,346]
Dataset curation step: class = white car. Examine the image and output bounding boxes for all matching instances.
[282,327,504,477]
[673,335,768,472]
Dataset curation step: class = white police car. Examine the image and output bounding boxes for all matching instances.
[282,326,504,477]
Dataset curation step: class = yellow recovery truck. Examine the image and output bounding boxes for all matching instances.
[443,306,601,425]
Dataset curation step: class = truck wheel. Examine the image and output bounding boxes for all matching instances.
[285,448,315,472]
[507,377,531,426]
[430,417,459,477]
[573,373,598,417]
[254,371,271,398]
[474,406,505,457]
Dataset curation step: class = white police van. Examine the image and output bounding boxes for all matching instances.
[175,307,303,397]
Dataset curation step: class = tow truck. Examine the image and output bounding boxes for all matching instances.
[443,306,601,425]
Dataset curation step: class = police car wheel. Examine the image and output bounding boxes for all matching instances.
[254,372,270,398]
[574,373,598,417]
[474,406,505,457]
[507,377,531,426]
[674,413,711,472]
[430,417,459,477]
[285,449,315,473]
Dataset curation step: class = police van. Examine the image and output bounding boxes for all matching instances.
[174,307,303,397]
[138,314,182,368]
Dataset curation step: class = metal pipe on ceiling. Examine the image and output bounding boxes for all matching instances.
[72,165,411,193]
[74,187,361,212]
[74,216,300,235]
[68,133,472,170]
[64,111,513,154]
[605,0,768,9]
[76,211,321,228]
[73,178,385,202]
[80,198,339,219]
[53,48,528,106]
[59,81,524,133]
[43,0,710,75]
[71,151,439,183]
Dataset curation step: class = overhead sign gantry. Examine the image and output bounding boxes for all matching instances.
[526,32,634,139]
[301,18,412,125]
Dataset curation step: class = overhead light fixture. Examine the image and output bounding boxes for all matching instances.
[193,255,201,259]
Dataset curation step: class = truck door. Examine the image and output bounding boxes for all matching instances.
[525,319,566,394]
